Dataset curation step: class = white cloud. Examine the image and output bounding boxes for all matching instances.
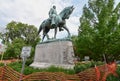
[0,0,88,38]
[0,0,119,39]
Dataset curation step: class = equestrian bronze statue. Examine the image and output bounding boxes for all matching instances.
[38,6,74,41]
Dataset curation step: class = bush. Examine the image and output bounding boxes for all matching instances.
[0,63,4,66]
[7,61,75,75]
[74,61,104,73]
[106,75,120,81]
[25,58,33,66]
[116,65,120,77]
[8,61,22,73]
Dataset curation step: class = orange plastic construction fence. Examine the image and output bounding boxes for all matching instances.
[0,62,118,81]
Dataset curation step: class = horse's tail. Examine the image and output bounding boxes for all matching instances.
[38,24,43,36]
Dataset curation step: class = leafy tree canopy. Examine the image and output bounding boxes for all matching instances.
[0,21,40,59]
[74,0,120,61]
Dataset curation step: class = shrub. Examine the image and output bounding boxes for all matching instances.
[116,65,120,76]
[106,75,120,81]
[74,61,104,73]
[7,61,75,75]
[0,63,4,66]
[25,58,33,66]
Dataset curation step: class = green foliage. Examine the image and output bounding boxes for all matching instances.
[107,75,120,81]
[25,58,33,66]
[0,21,40,59]
[74,0,120,61]
[116,65,120,78]
[8,61,22,73]
[0,63,4,66]
[74,61,104,73]
[4,38,25,59]
[6,21,40,46]
[8,61,75,75]
[106,65,120,81]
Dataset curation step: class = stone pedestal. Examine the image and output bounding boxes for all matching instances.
[30,40,75,69]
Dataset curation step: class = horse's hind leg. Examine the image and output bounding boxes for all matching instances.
[42,35,45,42]
[46,28,50,40]
[42,27,50,41]
[42,34,49,41]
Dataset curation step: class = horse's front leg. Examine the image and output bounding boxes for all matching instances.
[54,27,57,39]
[63,25,71,38]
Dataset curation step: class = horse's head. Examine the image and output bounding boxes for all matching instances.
[59,6,75,19]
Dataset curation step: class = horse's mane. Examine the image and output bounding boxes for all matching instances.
[59,6,71,19]
[59,7,67,15]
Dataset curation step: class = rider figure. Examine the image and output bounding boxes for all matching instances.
[49,5,63,31]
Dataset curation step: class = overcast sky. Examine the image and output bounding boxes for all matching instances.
[0,0,119,39]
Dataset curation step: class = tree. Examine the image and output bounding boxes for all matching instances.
[5,21,40,46]
[4,38,25,59]
[75,0,120,61]
[0,21,40,59]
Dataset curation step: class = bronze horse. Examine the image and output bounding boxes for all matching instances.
[38,6,74,41]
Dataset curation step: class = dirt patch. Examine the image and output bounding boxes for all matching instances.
[0,59,20,64]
